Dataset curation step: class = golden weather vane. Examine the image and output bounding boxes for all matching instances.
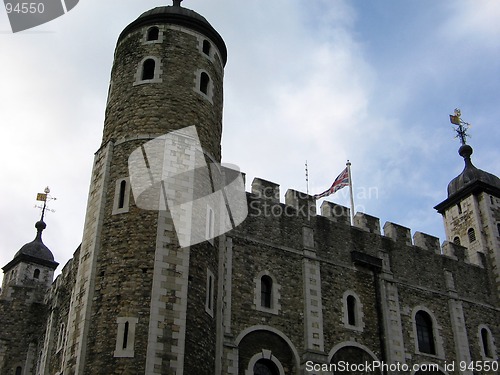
[449,108,471,146]
[34,186,57,221]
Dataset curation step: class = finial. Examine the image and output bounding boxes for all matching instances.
[34,186,56,222]
[449,108,471,146]
[173,0,182,7]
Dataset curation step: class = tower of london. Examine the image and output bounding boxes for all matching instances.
[0,2,499,374]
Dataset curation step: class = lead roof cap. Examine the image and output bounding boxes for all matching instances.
[119,4,227,66]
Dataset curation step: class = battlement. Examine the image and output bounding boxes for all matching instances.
[247,177,485,267]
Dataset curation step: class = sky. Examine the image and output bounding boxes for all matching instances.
[1,0,499,284]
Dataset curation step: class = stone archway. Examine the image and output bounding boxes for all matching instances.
[330,345,381,375]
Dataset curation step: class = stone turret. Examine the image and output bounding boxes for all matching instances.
[60,2,228,374]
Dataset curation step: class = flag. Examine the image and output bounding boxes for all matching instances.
[314,167,349,199]
[36,193,47,201]
[449,114,460,125]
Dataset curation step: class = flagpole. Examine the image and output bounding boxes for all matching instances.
[346,160,355,225]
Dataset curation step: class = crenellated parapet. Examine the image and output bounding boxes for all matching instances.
[245,176,488,269]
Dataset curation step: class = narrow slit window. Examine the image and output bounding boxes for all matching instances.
[118,180,127,209]
[122,321,129,350]
[202,40,211,55]
[33,269,40,279]
[347,295,356,326]
[142,59,155,80]
[468,228,476,243]
[200,72,210,95]
[15,367,22,375]
[457,203,462,214]
[497,223,500,237]
[261,275,272,308]
[147,27,159,41]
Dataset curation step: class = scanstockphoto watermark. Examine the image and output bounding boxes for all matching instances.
[249,185,379,219]
[3,0,79,32]
[305,360,443,373]
[128,126,248,248]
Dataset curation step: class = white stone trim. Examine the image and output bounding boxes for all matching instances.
[193,69,213,103]
[205,268,215,317]
[327,341,380,363]
[133,56,163,86]
[142,25,165,44]
[235,325,301,375]
[478,324,497,360]
[253,270,281,315]
[112,177,131,214]
[62,142,114,375]
[341,290,364,332]
[113,317,139,358]
[244,350,285,375]
[303,258,324,351]
[411,306,445,359]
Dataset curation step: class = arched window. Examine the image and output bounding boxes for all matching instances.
[453,236,461,246]
[347,295,357,326]
[15,367,22,375]
[416,310,435,354]
[457,203,462,214]
[142,59,155,80]
[33,269,40,279]
[113,178,130,214]
[261,275,272,309]
[467,228,476,243]
[118,180,127,209]
[254,358,279,375]
[200,72,210,95]
[202,40,211,55]
[481,327,492,357]
[147,26,159,41]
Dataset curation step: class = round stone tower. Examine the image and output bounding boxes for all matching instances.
[62,3,228,374]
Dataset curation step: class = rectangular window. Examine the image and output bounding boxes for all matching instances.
[114,317,138,358]
[206,205,215,243]
[205,269,215,317]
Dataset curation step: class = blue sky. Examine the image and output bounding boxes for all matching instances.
[1,0,499,283]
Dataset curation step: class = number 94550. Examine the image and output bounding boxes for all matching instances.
[5,2,45,14]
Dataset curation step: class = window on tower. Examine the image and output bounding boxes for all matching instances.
[467,228,476,243]
[497,223,500,237]
[481,328,492,357]
[205,269,215,317]
[260,275,272,308]
[113,178,130,215]
[33,269,40,279]
[453,236,461,246]
[202,40,211,56]
[200,72,210,95]
[146,26,159,41]
[134,57,162,85]
[142,59,155,80]
[415,310,436,355]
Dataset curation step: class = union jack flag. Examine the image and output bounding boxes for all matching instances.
[314,167,349,199]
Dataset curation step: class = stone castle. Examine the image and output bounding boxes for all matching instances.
[1,3,499,375]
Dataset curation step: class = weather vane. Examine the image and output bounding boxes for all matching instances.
[449,108,471,146]
[34,186,56,221]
